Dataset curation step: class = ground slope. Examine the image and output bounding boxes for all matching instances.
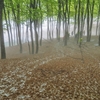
[0,36,100,100]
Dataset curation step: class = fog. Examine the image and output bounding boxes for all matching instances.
[3,20,98,47]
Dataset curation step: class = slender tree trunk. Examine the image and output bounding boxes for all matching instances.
[64,0,69,46]
[47,18,51,40]
[68,0,71,33]
[74,5,77,35]
[87,0,90,42]
[34,20,39,53]
[64,13,68,46]
[15,24,19,45]
[17,4,22,53]
[98,2,100,46]
[77,0,81,44]
[40,20,42,46]
[26,24,31,54]
[89,0,95,41]
[39,0,43,46]
[57,0,61,41]
[62,1,65,36]
[9,0,18,46]
[13,22,16,45]
[0,0,6,59]
[30,20,34,54]
[8,11,13,46]
[96,15,99,36]
[99,24,100,46]
[50,18,52,39]
[51,18,54,39]
[3,6,11,47]
[96,3,100,36]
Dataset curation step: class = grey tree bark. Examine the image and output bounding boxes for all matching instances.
[0,0,6,59]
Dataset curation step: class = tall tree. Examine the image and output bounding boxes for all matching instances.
[16,3,22,53]
[86,0,90,42]
[89,0,95,41]
[73,1,78,35]
[3,6,11,46]
[96,1,100,36]
[56,0,61,41]
[30,0,34,54]
[0,0,6,59]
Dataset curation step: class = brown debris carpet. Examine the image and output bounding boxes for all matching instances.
[0,37,100,100]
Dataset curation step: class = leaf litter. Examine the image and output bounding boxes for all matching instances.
[0,37,100,100]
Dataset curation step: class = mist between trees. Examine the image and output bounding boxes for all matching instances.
[0,0,100,59]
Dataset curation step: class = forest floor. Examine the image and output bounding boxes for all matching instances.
[0,36,100,100]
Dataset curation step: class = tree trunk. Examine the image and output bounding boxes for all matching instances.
[30,20,34,54]
[39,0,43,46]
[99,24,100,46]
[87,0,90,42]
[73,5,77,35]
[3,6,11,47]
[57,0,61,41]
[0,0,6,59]
[64,0,69,46]
[34,20,39,54]
[8,11,13,46]
[96,3,100,36]
[17,4,22,53]
[89,0,95,41]
[26,24,31,54]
